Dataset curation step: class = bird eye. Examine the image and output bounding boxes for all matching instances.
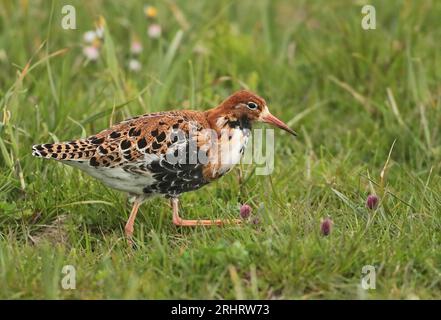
[247,102,258,110]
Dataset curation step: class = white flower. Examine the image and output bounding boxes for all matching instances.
[128,59,142,72]
[130,41,143,54]
[83,31,97,43]
[83,46,100,61]
[95,27,104,39]
[147,24,162,39]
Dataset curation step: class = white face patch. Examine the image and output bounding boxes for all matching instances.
[258,105,270,122]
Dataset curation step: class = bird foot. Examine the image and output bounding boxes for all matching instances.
[173,216,242,227]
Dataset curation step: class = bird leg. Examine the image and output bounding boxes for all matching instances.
[125,198,142,241]
[170,198,241,226]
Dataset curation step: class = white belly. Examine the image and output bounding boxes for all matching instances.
[67,161,156,195]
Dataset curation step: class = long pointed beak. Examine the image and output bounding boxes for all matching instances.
[261,112,297,136]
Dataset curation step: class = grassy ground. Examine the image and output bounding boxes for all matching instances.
[0,0,440,299]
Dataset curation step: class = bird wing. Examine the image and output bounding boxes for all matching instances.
[32,110,212,196]
[33,111,200,164]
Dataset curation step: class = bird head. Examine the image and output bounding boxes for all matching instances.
[211,90,297,136]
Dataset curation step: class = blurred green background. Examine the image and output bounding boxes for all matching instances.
[0,0,440,299]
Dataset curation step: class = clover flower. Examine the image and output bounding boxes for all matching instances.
[128,59,142,72]
[147,23,162,39]
[320,217,333,236]
[130,39,143,55]
[83,45,100,61]
[366,194,379,210]
[239,204,251,219]
[83,30,97,43]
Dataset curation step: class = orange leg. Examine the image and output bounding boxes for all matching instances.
[125,198,142,241]
[170,197,241,226]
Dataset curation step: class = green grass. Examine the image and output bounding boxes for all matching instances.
[0,0,440,299]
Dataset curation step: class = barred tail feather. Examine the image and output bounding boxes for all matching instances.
[32,140,97,161]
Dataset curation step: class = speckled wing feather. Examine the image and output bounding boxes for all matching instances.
[32,111,211,197]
